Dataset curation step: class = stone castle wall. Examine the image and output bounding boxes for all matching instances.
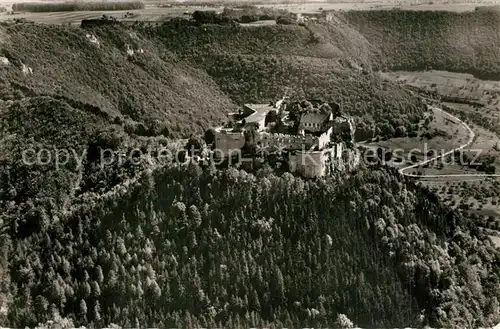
[289,151,326,178]
[258,133,318,150]
[257,130,336,150]
[289,143,344,178]
[216,129,333,154]
[317,127,333,149]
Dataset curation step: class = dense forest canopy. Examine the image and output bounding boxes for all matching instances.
[0,9,500,329]
[343,10,500,80]
[2,163,499,328]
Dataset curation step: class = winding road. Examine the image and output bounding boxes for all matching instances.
[400,106,500,179]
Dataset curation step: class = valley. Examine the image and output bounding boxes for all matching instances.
[0,3,499,329]
[375,69,500,249]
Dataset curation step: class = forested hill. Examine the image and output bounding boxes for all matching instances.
[0,23,237,138]
[3,164,500,328]
[343,10,500,80]
[150,20,425,140]
[0,20,425,141]
[0,18,427,260]
[0,18,428,245]
[1,15,498,329]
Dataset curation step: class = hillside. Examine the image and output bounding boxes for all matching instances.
[0,19,427,138]
[0,23,237,138]
[0,97,111,205]
[343,10,500,80]
[2,164,499,328]
[4,14,498,329]
[0,18,431,214]
[150,20,425,139]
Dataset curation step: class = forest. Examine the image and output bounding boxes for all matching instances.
[1,161,499,328]
[0,14,428,141]
[0,11,499,329]
[343,10,500,80]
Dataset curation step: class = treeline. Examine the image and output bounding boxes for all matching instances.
[475,5,500,12]
[11,1,144,13]
[3,164,500,328]
[172,7,294,26]
[220,6,293,24]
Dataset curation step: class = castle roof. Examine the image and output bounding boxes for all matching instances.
[243,104,273,124]
[299,110,332,133]
[300,111,330,125]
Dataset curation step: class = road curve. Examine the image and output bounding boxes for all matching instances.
[400,106,500,179]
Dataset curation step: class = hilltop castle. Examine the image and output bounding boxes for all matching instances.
[213,97,356,178]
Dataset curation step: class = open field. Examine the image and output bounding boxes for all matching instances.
[382,70,500,244]
[365,106,470,169]
[1,0,497,24]
[382,70,500,138]
[260,1,492,13]
[365,88,500,238]
[0,5,223,23]
[421,179,500,211]
[382,70,500,109]
[386,102,500,179]
[421,178,500,246]
[397,71,500,163]
[416,118,500,175]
